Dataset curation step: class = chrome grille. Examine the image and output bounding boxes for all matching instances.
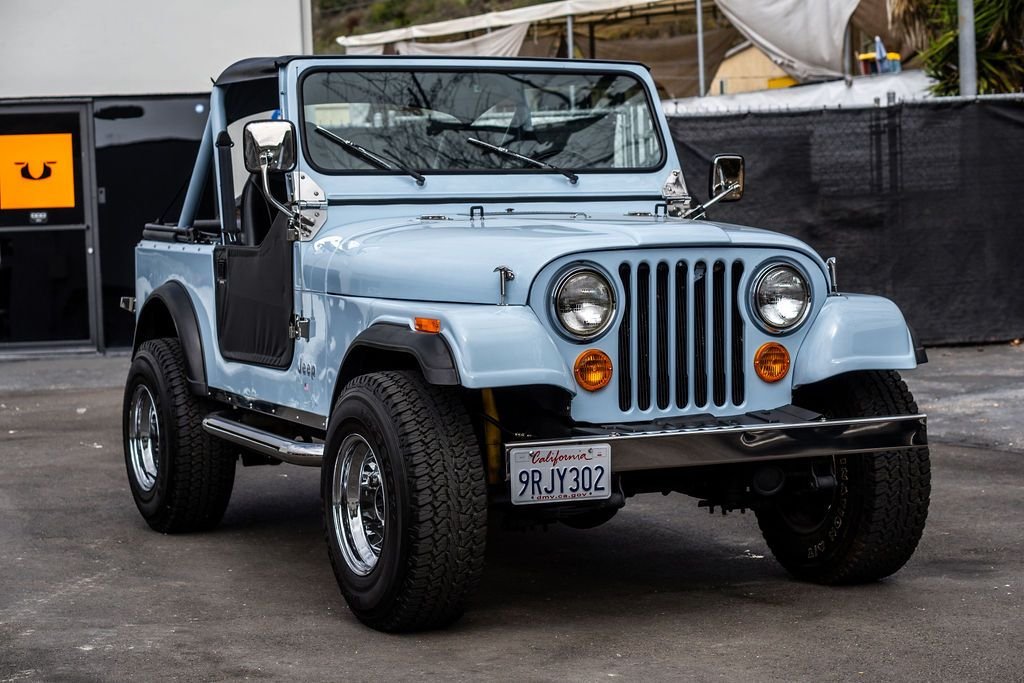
[618,258,745,412]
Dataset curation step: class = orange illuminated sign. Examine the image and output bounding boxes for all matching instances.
[0,133,76,210]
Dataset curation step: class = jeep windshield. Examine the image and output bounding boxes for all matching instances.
[300,69,664,175]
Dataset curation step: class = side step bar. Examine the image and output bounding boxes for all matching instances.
[202,415,324,467]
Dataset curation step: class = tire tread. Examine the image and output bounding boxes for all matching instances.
[326,370,487,632]
[129,338,235,533]
[757,370,930,584]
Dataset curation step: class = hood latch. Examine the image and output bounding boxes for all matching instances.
[493,266,515,306]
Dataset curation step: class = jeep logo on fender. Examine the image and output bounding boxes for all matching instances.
[0,133,76,210]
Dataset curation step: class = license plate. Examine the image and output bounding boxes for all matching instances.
[509,444,611,505]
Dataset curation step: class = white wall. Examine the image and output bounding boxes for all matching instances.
[0,0,312,98]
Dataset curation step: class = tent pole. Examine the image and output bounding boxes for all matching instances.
[843,21,852,80]
[566,14,574,57]
[589,22,595,59]
[695,0,705,96]
[957,0,977,96]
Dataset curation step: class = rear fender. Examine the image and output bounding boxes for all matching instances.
[133,281,207,395]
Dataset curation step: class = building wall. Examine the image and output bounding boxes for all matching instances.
[709,45,794,95]
[0,0,312,98]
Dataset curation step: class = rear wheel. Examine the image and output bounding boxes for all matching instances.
[122,338,236,533]
[756,370,930,584]
[322,371,487,632]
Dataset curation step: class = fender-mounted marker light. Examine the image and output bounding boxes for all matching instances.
[754,342,790,383]
[414,317,441,334]
[574,349,613,391]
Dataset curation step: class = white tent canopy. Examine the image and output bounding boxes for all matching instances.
[716,0,860,81]
[336,0,677,48]
[397,23,531,56]
[336,0,873,92]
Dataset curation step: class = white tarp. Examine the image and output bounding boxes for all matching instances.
[337,0,675,48]
[716,0,860,81]
[395,23,530,57]
[344,44,386,56]
[663,70,935,115]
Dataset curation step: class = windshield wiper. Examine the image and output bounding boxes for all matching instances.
[314,126,425,186]
[467,137,578,184]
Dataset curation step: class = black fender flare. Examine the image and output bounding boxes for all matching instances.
[133,281,208,395]
[339,323,459,389]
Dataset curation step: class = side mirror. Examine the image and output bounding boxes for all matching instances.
[708,154,744,203]
[243,120,297,174]
[241,120,298,225]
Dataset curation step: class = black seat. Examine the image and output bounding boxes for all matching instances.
[239,173,286,246]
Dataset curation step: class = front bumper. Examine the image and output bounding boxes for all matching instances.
[505,407,927,473]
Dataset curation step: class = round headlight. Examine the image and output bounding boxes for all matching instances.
[753,264,811,331]
[554,269,615,340]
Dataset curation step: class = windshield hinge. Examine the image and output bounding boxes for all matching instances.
[290,172,328,240]
[289,315,310,341]
[661,169,692,217]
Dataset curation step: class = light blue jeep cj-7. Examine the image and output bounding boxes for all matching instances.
[121,55,930,632]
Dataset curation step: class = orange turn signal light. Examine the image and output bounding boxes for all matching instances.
[574,349,613,391]
[414,317,441,334]
[754,342,791,383]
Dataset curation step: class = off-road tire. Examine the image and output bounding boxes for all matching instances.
[756,370,930,584]
[322,370,488,632]
[123,338,236,533]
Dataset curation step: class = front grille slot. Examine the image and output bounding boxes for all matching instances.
[617,263,632,411]
[674,262,688,408]
[656,263,670,409]
[617,257,745,413]
[693,261,708,407]
[731,261,746,405]
[636,263,651,411]
[712,261,727,407]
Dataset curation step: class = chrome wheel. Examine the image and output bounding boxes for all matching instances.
[332,433,387,576]
[128,384,160,493]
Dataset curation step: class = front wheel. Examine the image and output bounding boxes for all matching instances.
[322,371,487,632]
[756,370,931,584]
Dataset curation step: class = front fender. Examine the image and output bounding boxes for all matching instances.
[439,306,575,393]
[353,300,575,394]
[793,294,917,387]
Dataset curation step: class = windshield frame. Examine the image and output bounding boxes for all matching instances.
[296,65,668,179]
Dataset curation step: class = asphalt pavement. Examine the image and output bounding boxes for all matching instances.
[0,345,1021,681]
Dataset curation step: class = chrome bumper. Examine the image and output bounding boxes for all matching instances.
[505,412,927,473]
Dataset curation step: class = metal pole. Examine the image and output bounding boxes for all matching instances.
[299,0,313,54]
[957,0,977,96]
[695,0,705,96]
[566,14,574,57]
[843,22,853,80]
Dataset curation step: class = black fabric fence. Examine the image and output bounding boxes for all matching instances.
[668,98,1024,345]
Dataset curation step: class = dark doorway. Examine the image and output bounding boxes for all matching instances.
[0,103,97,347]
